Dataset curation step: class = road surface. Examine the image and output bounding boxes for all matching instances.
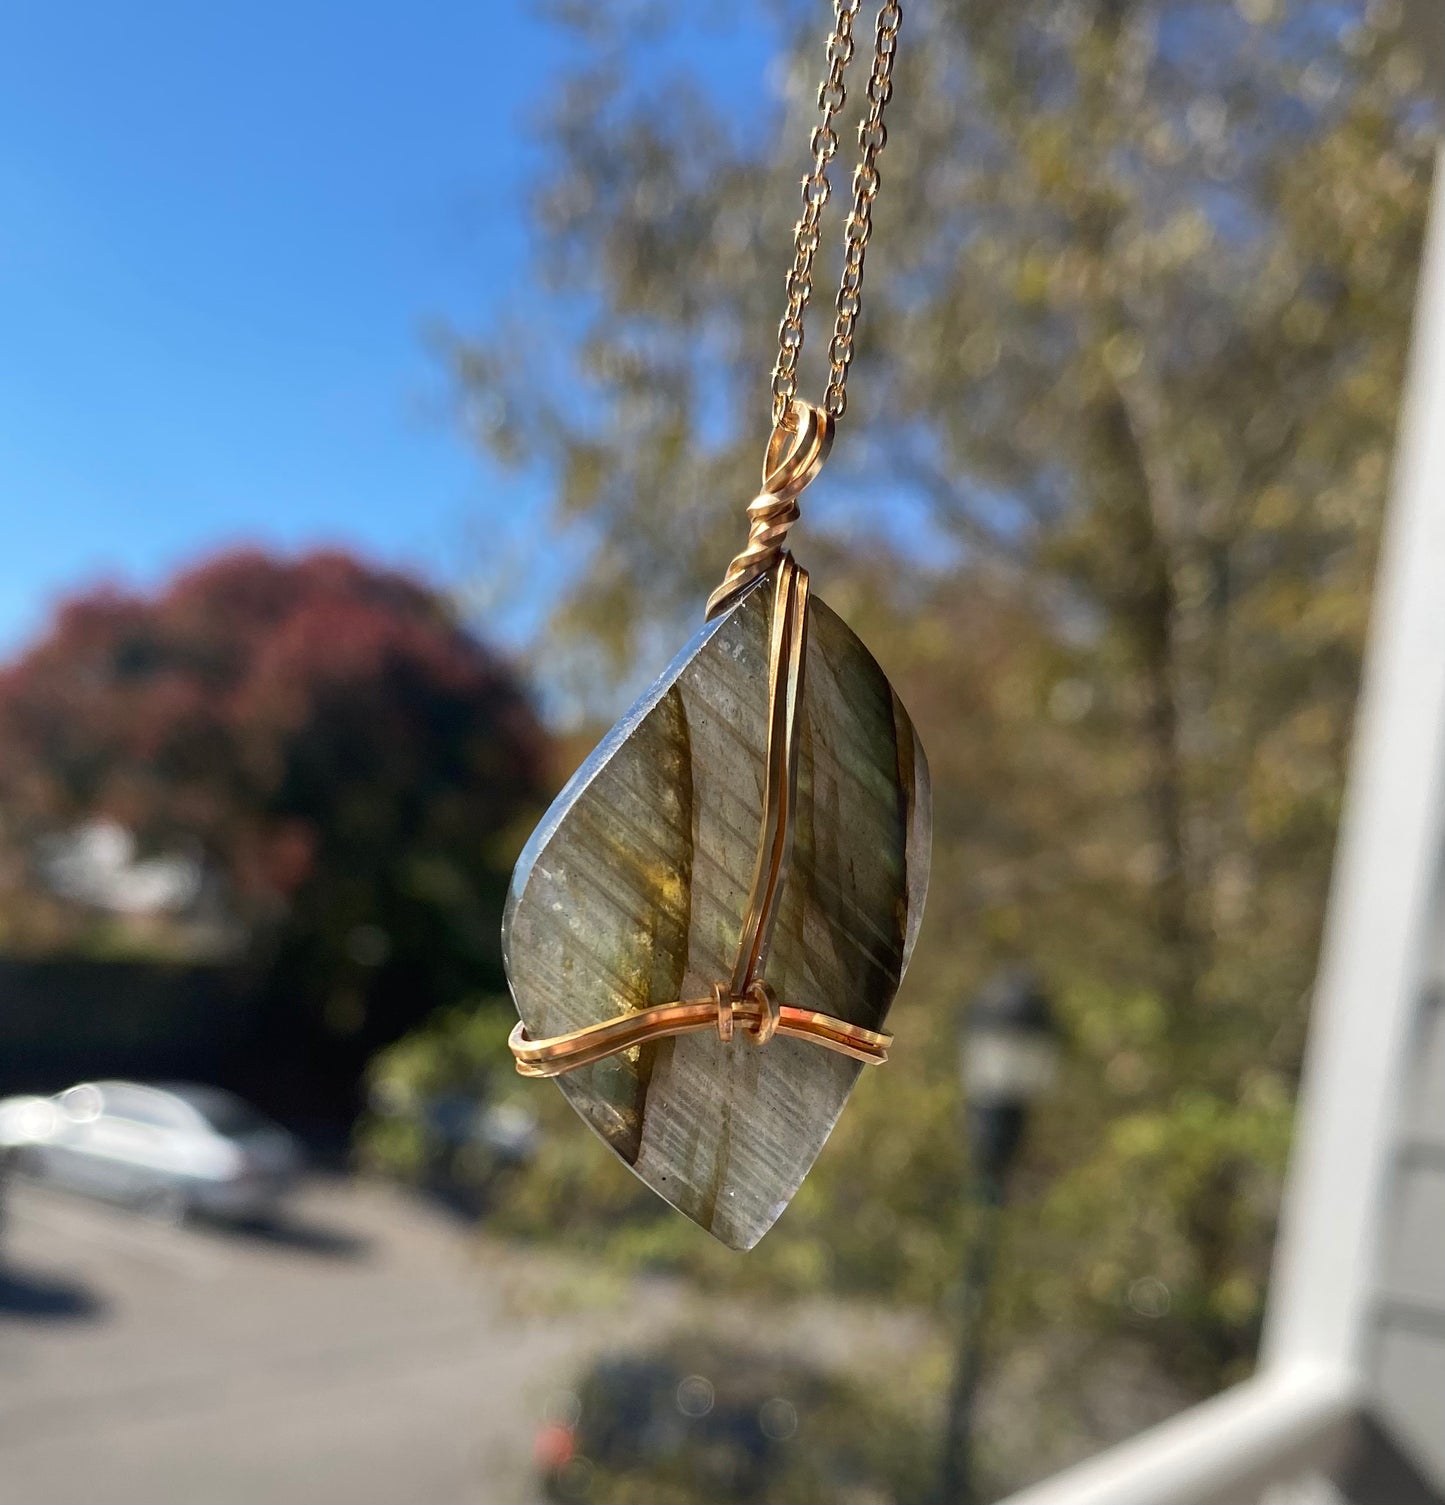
[0,1175,656,1505]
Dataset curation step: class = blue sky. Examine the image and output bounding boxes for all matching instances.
[0,3,770,658]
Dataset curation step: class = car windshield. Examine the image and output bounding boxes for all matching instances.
[162,1087,274,1138]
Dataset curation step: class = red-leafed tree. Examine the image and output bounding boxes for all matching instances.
[0,548,551,1103]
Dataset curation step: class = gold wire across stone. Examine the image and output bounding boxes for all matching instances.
[507,992,891,1078]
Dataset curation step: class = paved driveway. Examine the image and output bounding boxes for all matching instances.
[0,1176,638,1505]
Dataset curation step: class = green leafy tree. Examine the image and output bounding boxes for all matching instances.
[439,0,1433,1485]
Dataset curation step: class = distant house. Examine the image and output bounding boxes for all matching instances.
[38,819,202,916]
[26,819,243,960]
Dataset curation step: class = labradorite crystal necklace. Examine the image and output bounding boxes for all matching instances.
[504,0,929,1249]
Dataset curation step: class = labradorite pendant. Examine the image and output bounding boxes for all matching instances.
[502,566,929,1248]
[504,0,916,1247]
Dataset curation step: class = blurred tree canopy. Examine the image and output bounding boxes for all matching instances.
[435,0,1434,1486]
[0,549,551,1102]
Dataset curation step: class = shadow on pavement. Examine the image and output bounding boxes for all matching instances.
[0,1261,106,1322]
[212,1210,372,1261]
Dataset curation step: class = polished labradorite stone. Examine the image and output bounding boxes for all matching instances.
[502,572,930,1249]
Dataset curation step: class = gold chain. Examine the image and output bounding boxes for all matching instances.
[713,0,901,616]
[770,0,902,426]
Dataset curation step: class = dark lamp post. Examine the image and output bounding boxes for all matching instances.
[960,969,1062,1192]
[939,969,1061,1505]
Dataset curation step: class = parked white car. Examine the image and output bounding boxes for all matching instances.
[0,1081,302,1222]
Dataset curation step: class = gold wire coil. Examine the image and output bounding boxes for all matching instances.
[705,401,834,620]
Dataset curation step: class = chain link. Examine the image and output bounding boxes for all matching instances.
[770,0,902,426]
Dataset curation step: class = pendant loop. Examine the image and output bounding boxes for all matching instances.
[705,400,834,619]
[763,400,833,498]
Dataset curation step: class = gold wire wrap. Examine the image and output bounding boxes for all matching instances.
[509,550,893,1078]
[508,985,890,1078]
[730,553,809,995]
[705,401,834,621]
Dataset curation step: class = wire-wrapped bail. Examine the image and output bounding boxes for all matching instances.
[705,400,834,620]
